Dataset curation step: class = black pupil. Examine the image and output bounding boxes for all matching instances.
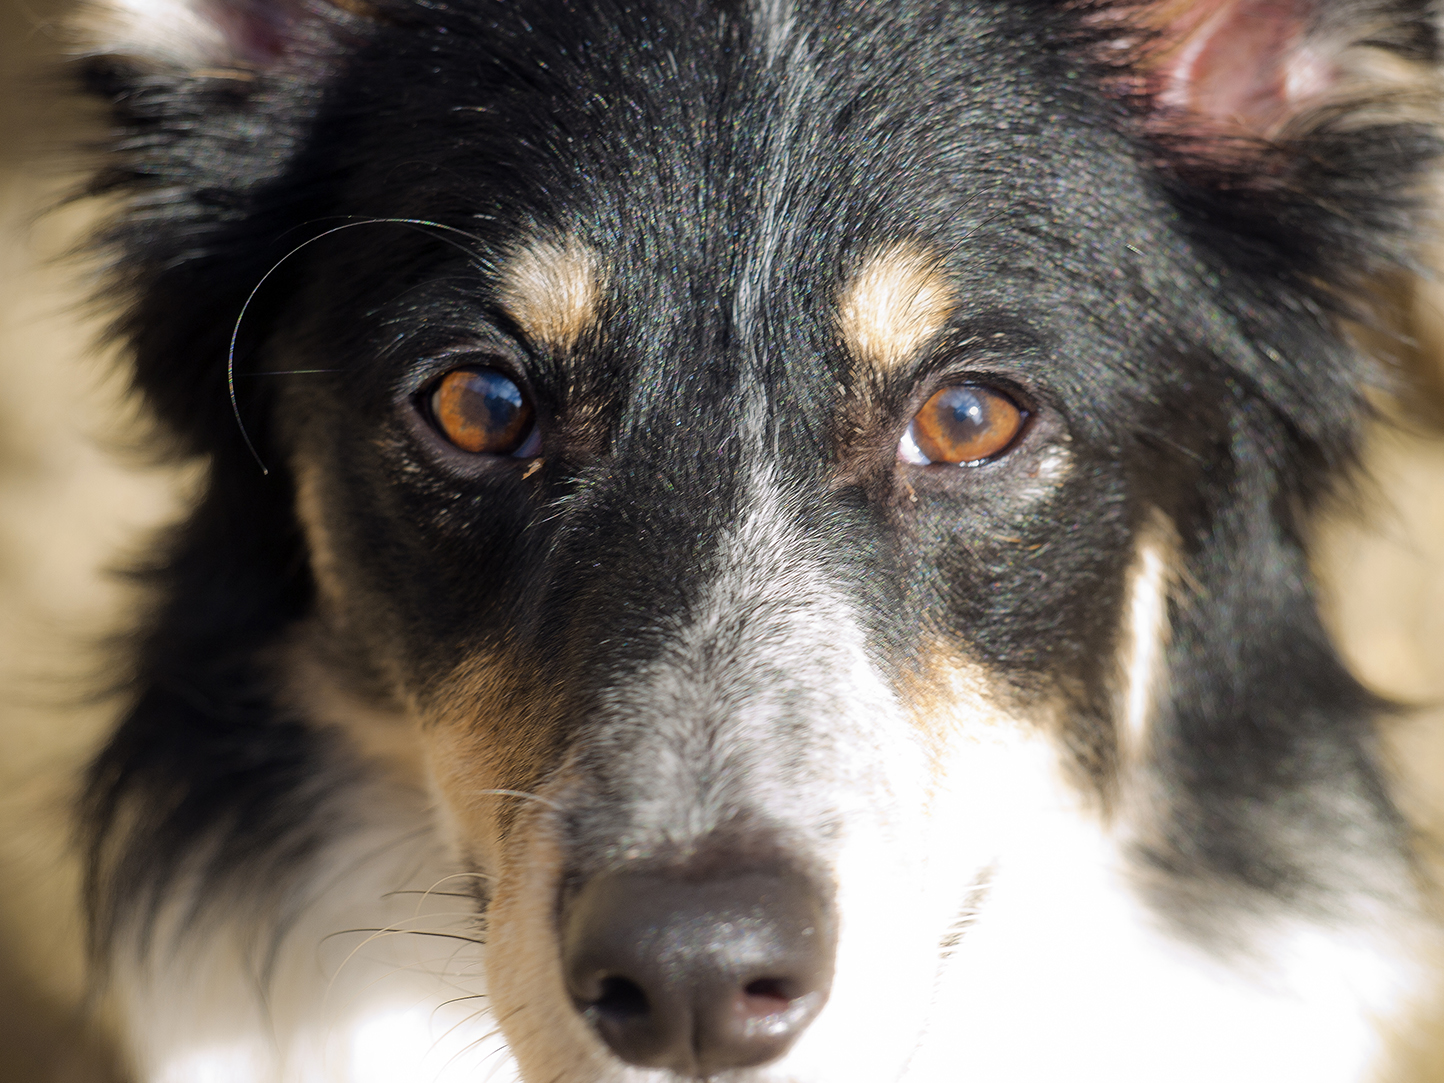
[469,370,524,426]
[941,387,987,434]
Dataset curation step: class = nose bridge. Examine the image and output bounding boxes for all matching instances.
[541,299,800,669]
[532,252,880,842]
[647,471,856,722]
[630,477,849,750]
[550,464,885,854]
[549,450,833,672]
[538,268,885,1073]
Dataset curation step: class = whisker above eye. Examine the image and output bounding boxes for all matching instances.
[227,216,498,475]
[467,788,562,811]
[240,368,344,376]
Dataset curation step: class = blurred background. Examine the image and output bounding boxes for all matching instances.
[1,3,184,1078]
[6,4,1444,1080]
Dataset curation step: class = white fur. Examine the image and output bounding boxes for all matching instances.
[1016,443,1073,503]
[116,472,1430,1083]
[116,788,519,1083]
[1119,526,1171,759]
[116,714,1427,1083]
[752,0,796,65]
[77,0,233,67]
[922,819,1421,1083]
[451,469,1431,1083]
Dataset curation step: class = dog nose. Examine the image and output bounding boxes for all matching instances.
[562,869,836,1076]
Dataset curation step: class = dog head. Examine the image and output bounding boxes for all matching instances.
[79,0,1444,1079]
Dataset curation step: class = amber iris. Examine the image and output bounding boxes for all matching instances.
[430,368,535,454]
[909,385,1024,465]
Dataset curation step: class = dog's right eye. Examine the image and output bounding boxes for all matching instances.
[428,368,539,456]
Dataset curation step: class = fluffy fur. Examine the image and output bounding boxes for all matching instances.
[73,0,1444,1079]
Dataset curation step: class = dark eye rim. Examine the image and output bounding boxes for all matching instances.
[899,378,1034,467]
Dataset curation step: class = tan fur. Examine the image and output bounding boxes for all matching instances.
[293,464,352,622]
[499,238,605,353]
[837,243,957,373]
[904,649,1022,752]
[421,652,570,870]
[483,803,620,1083]
[276,630,429,790]
[899,646,1075,814]
[421,659,611,1079]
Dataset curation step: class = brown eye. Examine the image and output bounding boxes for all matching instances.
[428,367,538,455]
[899,385,1025,466]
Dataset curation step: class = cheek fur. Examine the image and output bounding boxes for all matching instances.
[781,654,1082,1083]
[483,801,625,1083]
[420,653,567,872]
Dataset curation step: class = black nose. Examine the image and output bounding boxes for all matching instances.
[562,869,836,1076]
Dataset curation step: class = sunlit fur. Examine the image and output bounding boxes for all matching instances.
[499,239,605,355]
[1117,512,1177,764]
[836,243,958,374]
[75,0,230,67]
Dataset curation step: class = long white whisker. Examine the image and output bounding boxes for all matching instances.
[227,216,495,473]
[468,788,562,811]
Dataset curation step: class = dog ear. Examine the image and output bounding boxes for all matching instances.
[76,0,378,71]
[75,0,391,465]
[1075,0,1443,296]
[1072,0,1442,464]
[1149,0,1356,136]
[1086,0,1441,145]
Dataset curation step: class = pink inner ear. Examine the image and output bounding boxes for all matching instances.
[1152,0,1333,135]
[200,0,297,64]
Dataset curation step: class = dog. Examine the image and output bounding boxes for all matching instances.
[69,0,1444,1079]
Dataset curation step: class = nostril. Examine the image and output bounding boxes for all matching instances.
[592,975,649,1022]
[742,976,796,1008]
[733,977,814,1041]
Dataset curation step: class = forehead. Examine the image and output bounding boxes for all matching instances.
[345,0,1138,284]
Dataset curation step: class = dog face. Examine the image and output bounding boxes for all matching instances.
[79,0,1444,1080]
[268,10,1209,1074]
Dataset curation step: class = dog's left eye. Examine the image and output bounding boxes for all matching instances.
[428,367,540,456]
[897,385,1026,466]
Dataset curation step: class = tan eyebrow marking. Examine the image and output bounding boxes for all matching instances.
[498,238,604,352]
[837,243,957,371]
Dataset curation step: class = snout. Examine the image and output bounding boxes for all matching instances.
[562,868,837,1076]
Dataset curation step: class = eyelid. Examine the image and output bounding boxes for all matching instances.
[400,341,532,398]
[512,423,542,458]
